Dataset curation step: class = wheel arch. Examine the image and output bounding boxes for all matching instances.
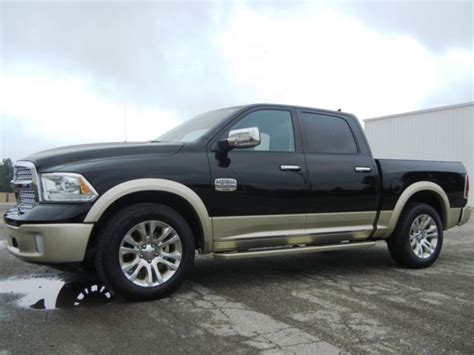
[385,181,451,236]
[84,179,213,254]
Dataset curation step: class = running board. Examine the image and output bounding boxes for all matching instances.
[212,241,377,260]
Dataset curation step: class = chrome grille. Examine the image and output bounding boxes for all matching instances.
[14,166,33,183]
[13,162,39,211]
[18,189,36,209]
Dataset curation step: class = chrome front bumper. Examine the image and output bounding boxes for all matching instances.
[457,207,471,227]
[5,223,93,263]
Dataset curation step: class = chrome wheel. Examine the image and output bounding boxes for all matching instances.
[118,220,182,287]
[409,214,438,259]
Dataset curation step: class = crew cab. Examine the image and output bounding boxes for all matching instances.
[5,104,471,300]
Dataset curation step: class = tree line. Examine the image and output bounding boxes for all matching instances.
[0,158,14,192]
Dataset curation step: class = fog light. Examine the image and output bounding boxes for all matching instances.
[34,234,44,254]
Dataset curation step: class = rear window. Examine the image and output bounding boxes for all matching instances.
[300,112,357,154]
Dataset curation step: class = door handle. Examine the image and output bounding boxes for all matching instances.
[280,165,301,172]
[354,166,372,173]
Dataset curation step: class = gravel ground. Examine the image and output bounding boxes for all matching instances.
[0,203,473,354]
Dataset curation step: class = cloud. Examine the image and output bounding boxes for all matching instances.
[215,2,472,118]
[336,0,473,52]
[0,64,181,159]
[0,0,472,160]
[425,49,474,107]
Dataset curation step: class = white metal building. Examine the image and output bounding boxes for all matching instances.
[364,102,473,206]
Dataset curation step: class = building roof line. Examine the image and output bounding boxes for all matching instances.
[364,102,474,122]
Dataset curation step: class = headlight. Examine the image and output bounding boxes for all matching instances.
[41,173,98,202]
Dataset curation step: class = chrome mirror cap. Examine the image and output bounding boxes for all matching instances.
[228,127,261,149]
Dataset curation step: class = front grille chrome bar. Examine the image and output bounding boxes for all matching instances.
[12,161,41,212]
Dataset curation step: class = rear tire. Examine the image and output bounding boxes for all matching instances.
[387,203,443,268]
[95,203,195,301]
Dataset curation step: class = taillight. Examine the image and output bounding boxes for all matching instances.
[465,175,470,199]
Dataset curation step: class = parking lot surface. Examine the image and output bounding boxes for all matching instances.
[1,203,473,354]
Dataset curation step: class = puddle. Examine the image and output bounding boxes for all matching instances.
[0,277,114,310]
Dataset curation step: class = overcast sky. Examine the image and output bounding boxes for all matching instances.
[1,0,473,160]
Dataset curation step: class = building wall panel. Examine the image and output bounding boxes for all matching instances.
[365,103,473,206]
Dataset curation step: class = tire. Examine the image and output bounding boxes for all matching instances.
[95,203,195,301]
[387,203,443,269]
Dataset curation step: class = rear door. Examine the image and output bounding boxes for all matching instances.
[297,110,379,241]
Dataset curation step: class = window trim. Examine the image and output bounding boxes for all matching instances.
[209,106,303,154]
[297,110,361,156]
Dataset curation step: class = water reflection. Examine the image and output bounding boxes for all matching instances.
[0,277,113,310]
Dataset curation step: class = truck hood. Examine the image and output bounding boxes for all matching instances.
[24,142,184,171]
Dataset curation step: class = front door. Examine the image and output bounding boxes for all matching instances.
[206,107,309,251]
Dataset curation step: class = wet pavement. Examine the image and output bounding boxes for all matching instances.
[0,277,113,310]
[1,203,473,354]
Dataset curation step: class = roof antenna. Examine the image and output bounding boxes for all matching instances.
[337,108,341,112]
[124,103,127,142]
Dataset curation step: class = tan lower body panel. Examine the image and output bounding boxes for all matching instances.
[371,207,463,239]
[371,210,393,239]
[212,211,376,252]
[305,211,376,239]
[6,223,93,263]
[447,208,462,229]
[457,207,471,226]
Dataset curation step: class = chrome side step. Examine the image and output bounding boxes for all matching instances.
[212,241,377,260]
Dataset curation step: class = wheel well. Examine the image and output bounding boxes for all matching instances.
[85,191,204,260]
[405,190,445,228]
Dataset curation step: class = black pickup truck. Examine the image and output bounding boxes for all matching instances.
[6,104,471,300]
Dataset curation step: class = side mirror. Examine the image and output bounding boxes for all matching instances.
[218,127,261,151]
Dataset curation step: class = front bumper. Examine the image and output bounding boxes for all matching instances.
[457,207,471,227]
[5,223,93,263]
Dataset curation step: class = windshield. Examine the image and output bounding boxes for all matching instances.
[153,107,241,143]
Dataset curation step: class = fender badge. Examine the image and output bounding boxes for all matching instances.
[214,178,237,192]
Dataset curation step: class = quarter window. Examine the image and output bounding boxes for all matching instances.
[230,110,295,152]
[300,112,357,154]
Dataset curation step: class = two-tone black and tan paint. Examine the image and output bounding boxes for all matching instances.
[4,104,470,261]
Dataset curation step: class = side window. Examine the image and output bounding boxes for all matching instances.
[300,112,357,154]
[230,110,295,152]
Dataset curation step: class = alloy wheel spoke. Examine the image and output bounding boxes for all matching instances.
[420,216,432,230]
[123,234,139,248]
[148,221,158,237]
[426,226,438,237]
[420,241,429,255]
[414,243,422,258]
[151,262,164,284]
[418,245,424,257]
[422,239,433,251]
[144,264,154,286]
[161,251,182,261]
[120,246,140,255]
[427,233,438,240]
[157,257,178,270]
[156,227,173,243]
[128,261,144,281]
[122,257,140,273]
[160,235,179,248]
[413,218,421,232]
[136,222,148,239]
